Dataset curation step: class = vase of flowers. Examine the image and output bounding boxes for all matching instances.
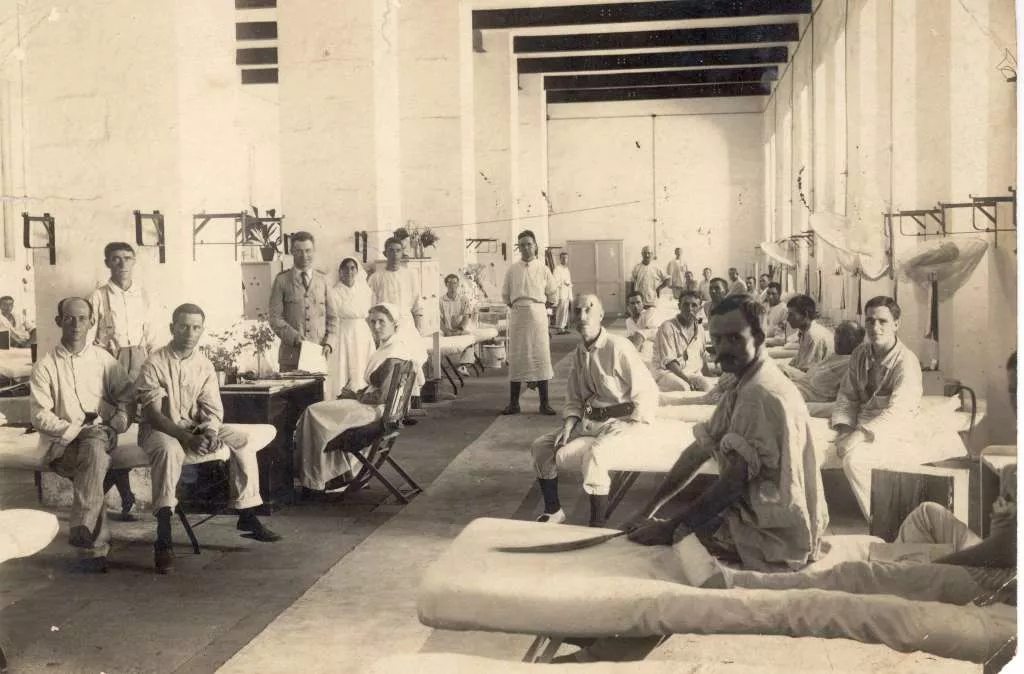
[398,222,439,259]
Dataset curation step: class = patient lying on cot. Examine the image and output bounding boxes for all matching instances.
[780,320,863,403]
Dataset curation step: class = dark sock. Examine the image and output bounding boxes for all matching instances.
[589,495,609,527]
[155,507,172,548]
[538,478,560,514]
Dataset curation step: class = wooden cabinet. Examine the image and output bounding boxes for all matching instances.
[241,260,284,320]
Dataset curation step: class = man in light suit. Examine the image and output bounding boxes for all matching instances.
[268,231,337,372]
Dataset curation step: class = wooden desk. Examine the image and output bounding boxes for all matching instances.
[220,377,324,511]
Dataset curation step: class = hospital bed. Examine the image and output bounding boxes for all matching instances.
[416,518,1016,666]
[0,423,276,553]
[611,394,981,522]
[423,326,500,394]
[0,348,32,381]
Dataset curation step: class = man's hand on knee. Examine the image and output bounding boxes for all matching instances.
[554,417,579,449]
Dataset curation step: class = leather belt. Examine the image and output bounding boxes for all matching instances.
[583,402,635,422]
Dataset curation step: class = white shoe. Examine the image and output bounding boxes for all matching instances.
[536,509,566,524]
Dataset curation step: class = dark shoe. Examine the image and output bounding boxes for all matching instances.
[117,493,139,522]
[501,405,521,415]
[68,525,93,549]
[76,556,108,574]
[401,417,419,426]
[154,545,174,575]
[237,516,282,542]
[538,406,557,415]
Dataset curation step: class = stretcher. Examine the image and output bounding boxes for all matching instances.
[416,518,1016,665]
[423,326,500,394]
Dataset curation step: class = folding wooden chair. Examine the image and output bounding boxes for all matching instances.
[323,360,423,503]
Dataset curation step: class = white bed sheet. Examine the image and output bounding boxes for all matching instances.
[417,518,1016,664]
[0,348,32,379]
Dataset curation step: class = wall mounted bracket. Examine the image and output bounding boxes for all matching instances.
[969,187,1016,249]
[895,207,945,238]
[134,210,166,263]
[22,212,55,265]
[465,237,499,254]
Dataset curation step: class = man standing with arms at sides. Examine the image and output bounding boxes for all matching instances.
[666,247,687,300]
[727,267,746,295]
[269,231,337,373]
[501,230,557,415]
[630,246,669,309]
[89,242,153,520]
[31,297,134,572]
[551,251,574,335]
[697,267,713,302]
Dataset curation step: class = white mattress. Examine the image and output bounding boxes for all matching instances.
[0,423,277,472]
[417,518,1016,665]
[0,508,59,563]
[0,348,32,379]
[424,327,500,358]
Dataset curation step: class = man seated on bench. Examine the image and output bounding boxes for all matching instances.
[829,296,923,519]
[30,297,133,572]
[783,320,863,403]
[761,282,790,347]
[439,273,477,377]
[785,294,833,371]
[651,290,711,392]
[0,294,34,348]
[560,294,828,664]
[137,303,281,575]
[530,293,660,528]
[624,291,658,363]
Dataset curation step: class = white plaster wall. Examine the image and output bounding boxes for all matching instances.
[546,110,763,277]
[763,0,1018,448]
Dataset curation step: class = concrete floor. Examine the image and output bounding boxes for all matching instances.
[0,328,986,673]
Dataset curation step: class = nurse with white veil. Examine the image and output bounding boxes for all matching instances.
[327,257,375,398]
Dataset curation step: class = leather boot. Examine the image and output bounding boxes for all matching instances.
[538,478,561,515]
[154,507,174,575]
[537,380,556,415]
[589,494,609,528]
[501,382,522,414]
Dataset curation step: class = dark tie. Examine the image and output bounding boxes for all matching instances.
[301,272,310,290]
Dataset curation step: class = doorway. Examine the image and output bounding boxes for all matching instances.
[565,239,625,316]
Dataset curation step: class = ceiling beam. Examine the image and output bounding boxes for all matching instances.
[518,46,787,74]
[475,0,811,30]
[514,23,798,53]
[547,82,770,103]
[544,66,778,89]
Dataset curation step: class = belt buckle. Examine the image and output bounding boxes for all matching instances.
[583,402,593,419]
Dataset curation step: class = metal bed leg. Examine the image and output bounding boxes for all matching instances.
[522,636,548,663]
[537,637,564,663]
[175,504,202,555]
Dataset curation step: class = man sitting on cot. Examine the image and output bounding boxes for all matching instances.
[651,290,712,392]
[710,351,1018,609]
[782,320,863,403]
[623,291,659,363]
[829,295,924,520]
[556,294,829,663]
[529,293,664,528]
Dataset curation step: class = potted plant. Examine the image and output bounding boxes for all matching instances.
[243,319,277,377]
[419,227,439,254]
[244,208,282,261]
[200,333,243,385]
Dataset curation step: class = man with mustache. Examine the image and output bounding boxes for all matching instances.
[559,294,828,663]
